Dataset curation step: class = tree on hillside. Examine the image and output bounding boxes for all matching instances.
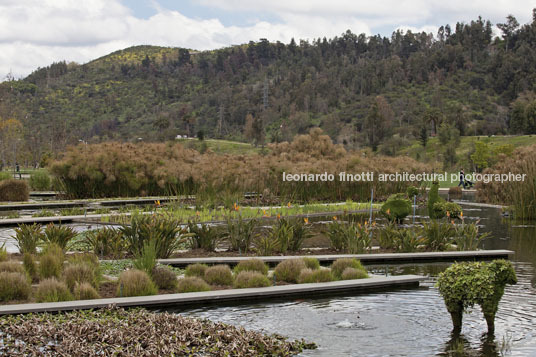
[498,15,520,51]
[423,107,443,136]
[419,125,428,147]
[363,96,393,151]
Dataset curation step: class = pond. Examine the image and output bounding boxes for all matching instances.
[168,203,536,356]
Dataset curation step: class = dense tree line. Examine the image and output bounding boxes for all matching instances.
[1,10,536,161]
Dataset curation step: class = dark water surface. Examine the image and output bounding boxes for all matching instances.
[171,202,536,356]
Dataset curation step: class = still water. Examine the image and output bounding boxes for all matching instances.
[172,203,536,356]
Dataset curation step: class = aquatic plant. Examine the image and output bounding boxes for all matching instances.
[132,239,157,275]
[421,220,455,251]
[22,253,38,282]
[452,222,490,251]
[0,260,25,274]
[393,228,424,253]
[63,262,99,291]
[437,260,517,333]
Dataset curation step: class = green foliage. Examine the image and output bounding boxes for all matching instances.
[0,243,7,262]
[392,229,424,253]
[117,269,158,297]
[73,282,100,300]
[225,215,258,253]
[0,179,29,202]
[341,267,368,280]
[233,259,269,275]
[331,258,366,280]
[298,268,334,284]
[186,222,223,252]
[63,262,100,291]
[274,259,306,283]
[325,220,371,253]
[121,214,187,258]
[381,194,412,223]
[270,218,294,254]
[176,277,211,293]
[39,243,64,279]
[184,263,208,278]
[432,201,463,219]
[204,265,234,286]
[436,260,517,332]
[43,224,77,250]
[0,172,11,181]
[35,278,73,302]
[378,221,398,250]
[0,261,25,274]
[23,253,38,282]
[452,222,490,251]
[151,265,178,290]
[0,272,31,302]
[302,257,320,270]
[427,181,444,219]
[83,227,124,259]
[421,220,455,251]
[133,239,157,275]
[233,271,271,288]
[406,186,419,198]
[29,170,51,191]
[253,233,278,256]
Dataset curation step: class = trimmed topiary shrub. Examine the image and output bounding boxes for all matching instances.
[184,263,208,278]
[151,266,178,289]
[274,259,306,283]
[233,271,271,289]
[437,260,517,333]
[331,258,366,280]
[177,277,211,293]
[117,269,158,297]
[341,267,369,280]
[302,257,320,270]
[433,201,463,220]
[35,278,73,302]
[298,268,334,284]
[0,272,31,302]
[204,265,234,286]
[0,179,29,201]
[233,259,269,275]
[29,170,51,191]
[428,181,444,219]
[406,185,419,198]
[0,261,25,274]
[73,282,100,300]
[381,193,412,224]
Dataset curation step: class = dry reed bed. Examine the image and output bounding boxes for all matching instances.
[51,129,431,200]
[0,307,315,356]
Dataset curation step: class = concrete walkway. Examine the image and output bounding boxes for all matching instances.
[453,201,506,209]
[0,275,424,315]
[157,250,514,267]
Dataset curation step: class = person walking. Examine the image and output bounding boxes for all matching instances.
[458,168,466,189]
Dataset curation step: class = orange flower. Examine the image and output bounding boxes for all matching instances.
[446,211,450,218]
[451,220,455,225]
[372,221,376,227]
[333,216,338,221]
[460,211,463,218]
[364,221,368,226]
[287,202,291,208]
[304,218,309,224]
[196,211,200,216]
[263,210,268,217]
[233,203,240,211]
[386,208,391,215]
[277,213,281,219]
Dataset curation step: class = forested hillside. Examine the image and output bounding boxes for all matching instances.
[1,10,536,166]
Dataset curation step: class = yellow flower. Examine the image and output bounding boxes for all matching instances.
[446,211,450,218]
[196,211,200,216]
[263,210,268,217]
[333,216,338,221]
[386,208,391,215]
[372,221,376,227]
[358,223,361,228]
[304,218,309,224]
[364,221,368,226]
[277,213,281,219]
[287,202,291,208]
[460,211,463,218]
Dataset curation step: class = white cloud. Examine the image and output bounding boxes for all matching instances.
[0,0,534,79]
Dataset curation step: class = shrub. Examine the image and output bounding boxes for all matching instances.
[233,271,271,288]
[121,214,187,258]
[151,266,178,289]
[184,263,208,278]
[298,268,334,283]
[269,218,310,253]
[392,229,424,253]
[204,265,234,286]
[83,227,124,259]
[0,171,11,181]
[453,222,490,251]
[133,239,157,275]
[226,215,258,253]
[326,220,371,254]
[23,253,39,282]
[117,269,157,297]
[63,263,99,291]
[233,259,269,275]
[331,258,366,280]
[253,233,278,256]
[29,170,51,191]
[43,224,77,250]
[432,202,463,220]
[406,185,419,198]
[378,221,398,250]
[13,223,43,254]
[302,257,320,270]
[187,222,223,252]
[35,278,73,302]
[381,194,412,224]
[0,179,29,201]
[73,282,100,300]
[0,272,31,302]
[341,267,368,280]
[448,186,462,196]
[0,261,25,274]
[274,259,306,283]
[428,181,444,219]
[421,220,455,251]
[177,277,211,293]
[39,243,64,279]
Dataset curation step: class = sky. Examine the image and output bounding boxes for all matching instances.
[0,0,534,80]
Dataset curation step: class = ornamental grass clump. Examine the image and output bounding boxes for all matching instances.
[177,277,211,293]
[0,179,29,201]
[73,282,100,300]
[117,269,157,297]
[83,227,124,259]
[0,244,7,262]
[233,271,271,289]
[38,243,64,279]
[23,253,38,282]
[331,258,367,280]
[12,223,43,255]
[187,222,224,252]
[29,170,51,191]
[437,259,517,333]
[341,267,369,280]
[184,263,208,278]
[63,263,99,291]
[151,265,178,289]
[0,260,25,274]
[274,259,306,283]
[233,259,269,275]
[302,257,320,270]
[35,278,73,302]
[0,272,31,302]
[204,265,234,286]
[298,268,334,284]
[225,215,258,253]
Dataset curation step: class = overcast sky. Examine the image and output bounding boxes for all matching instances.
[0,0,534,80]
